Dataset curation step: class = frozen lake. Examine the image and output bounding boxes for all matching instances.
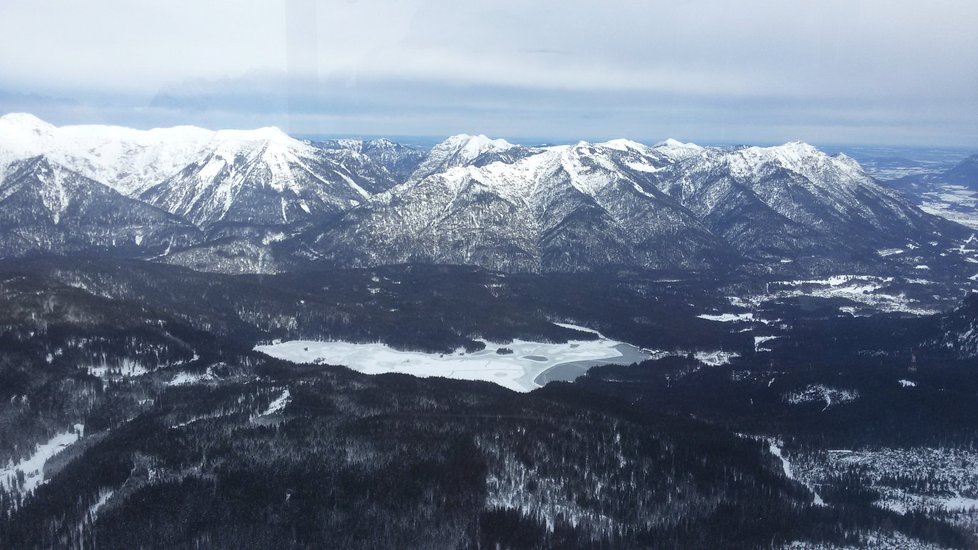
[255,323,652,392]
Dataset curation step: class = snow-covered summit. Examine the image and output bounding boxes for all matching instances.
[446,134,515,157]
[651,138,705,161]
[409,134,519,182]
[0,112,56,133]
[598,139,649,153]
[0,113,306,196]
[725,141,867,185]
[653,138,702,150]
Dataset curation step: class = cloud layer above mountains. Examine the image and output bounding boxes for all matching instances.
[1,0,976,146]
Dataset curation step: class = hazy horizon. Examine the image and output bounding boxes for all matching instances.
[2,0,976,148]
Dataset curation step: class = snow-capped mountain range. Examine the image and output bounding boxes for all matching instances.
[0,113,412,232]
[304,137,967,273]
[0,113,970,276]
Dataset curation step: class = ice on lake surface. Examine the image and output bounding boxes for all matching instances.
[255,323,653,392]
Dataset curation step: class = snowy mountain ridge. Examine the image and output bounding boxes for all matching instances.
[0,112,297,196]
[0,113,970,276]
[0,113,419,232]
[304,133,968,274]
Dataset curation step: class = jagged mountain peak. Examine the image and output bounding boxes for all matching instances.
[367,137,399,148]
[9,153,55,174]
[433,134,517,164]
[408,133,520,182]
[6,154,82,189]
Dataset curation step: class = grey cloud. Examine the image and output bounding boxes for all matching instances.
[0,0,975,146]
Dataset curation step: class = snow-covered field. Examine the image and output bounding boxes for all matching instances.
[748,275,941,315]
[918,184,978,230]
[255,323,651,392]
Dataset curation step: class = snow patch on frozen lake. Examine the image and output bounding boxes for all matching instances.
[255,322,741,391]
[256,326,650,393]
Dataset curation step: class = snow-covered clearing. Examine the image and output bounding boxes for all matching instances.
[1,424,84,494]
[167,367,216,386]
[256,389,291,418]
[767,439,825,506]
[919,184,978,230]
[697,312,754,323]
[746,275,941,315]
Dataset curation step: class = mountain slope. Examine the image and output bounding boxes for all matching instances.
[942,154,978,187]
[0,113,391,235]
[321,138,426,185]
[0,115,969,277]
[408,133,531,182]
[305,138,735,272]
[0,157,200,258]
[642,141,968,269]
[138,129,375,231]
[301,136,964,275]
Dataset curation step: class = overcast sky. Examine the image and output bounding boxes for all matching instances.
[1,0,976,147]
